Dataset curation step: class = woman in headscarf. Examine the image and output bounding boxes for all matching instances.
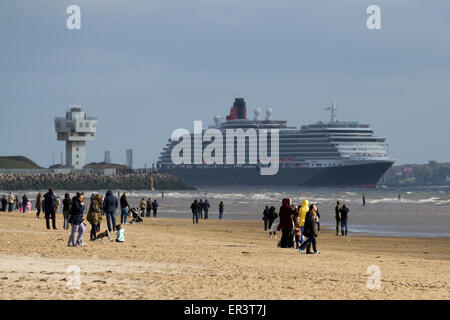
[278,198,295,248]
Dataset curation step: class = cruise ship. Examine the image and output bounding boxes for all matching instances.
[157,98,394,187]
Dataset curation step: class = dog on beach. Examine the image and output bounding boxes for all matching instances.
[96,230,111,241]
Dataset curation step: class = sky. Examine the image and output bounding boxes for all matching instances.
[1,0,449,168]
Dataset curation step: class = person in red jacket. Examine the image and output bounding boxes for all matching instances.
[278,198,295,248]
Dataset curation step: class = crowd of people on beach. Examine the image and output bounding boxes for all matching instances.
[1,192,34,213]
[262,198,350,254]
[0,189,155,247]
[3,188,353,255]
[139,197,159,218]
[189,199,213,224]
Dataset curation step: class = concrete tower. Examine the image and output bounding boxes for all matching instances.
[126,149,133,168]
[104,151,111,164]
[54,106,98,169]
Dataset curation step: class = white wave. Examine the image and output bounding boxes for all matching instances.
[369,197,401,204]
[418,197,441,203]
[434,199,450,205]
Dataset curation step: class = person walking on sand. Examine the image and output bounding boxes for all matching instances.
[335,200,342,236]
[55,196,61,214]
[68,192,86,247]
[15,195,19,211]
[35,193,43,219]
[262,205,270,231]
[62,193,72,230]
[140,198,146,218]
[268,206,278,236]
[278,198,295,248]
[293,209,301,249]
[269,219,279,238]
[87,194,102,241]
[120,193,129,224]
[103,190,118,232]
[43,188,57,230]
[191,199,200,224]
[1,195,7,212]
[316,207,321,233]
[8,192,15,212]
[299,203,320,255]
[146,197,152,218]
[22,194,28,213]
[152,199,159,217]
[203,199,210,219]
[26,200,31,213]
[199,199,204,220]
[340,204,349,237]
[219,201,224,220]
[363,194,366,207]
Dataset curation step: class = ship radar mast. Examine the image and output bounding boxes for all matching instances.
[325,98,338,123]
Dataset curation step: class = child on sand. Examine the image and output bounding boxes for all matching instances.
[115,224,125,242]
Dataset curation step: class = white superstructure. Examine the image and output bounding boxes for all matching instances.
[54,106,97,169]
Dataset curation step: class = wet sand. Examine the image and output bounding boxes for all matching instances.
[0,211,448,300]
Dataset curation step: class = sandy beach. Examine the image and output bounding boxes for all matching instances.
[0,211,448,300]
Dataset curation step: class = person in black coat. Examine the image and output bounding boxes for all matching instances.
[1,195,7,211]
[262,206,270,231]
[299,204,320,254]
[67,192,86,247]
[191,199,200,224]
[22,194,28,213]
[62,193,72,230]
[219,201,224,220]
[43,187,57,230]
[268,206,278,227]
[120,193,129,223]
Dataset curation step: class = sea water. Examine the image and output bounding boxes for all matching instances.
[3,186,450,238]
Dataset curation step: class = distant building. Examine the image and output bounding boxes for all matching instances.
[104,151,111,164]
[126,149,133,168]
[54,106,98,169]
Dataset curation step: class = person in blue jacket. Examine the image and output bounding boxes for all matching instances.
[152,199,159,217]
[103,190,119,232]
[68,192,86,247]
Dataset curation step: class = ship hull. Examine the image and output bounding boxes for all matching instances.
[160,160,394,188]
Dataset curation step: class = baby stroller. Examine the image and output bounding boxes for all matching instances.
[129,207,143,224]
